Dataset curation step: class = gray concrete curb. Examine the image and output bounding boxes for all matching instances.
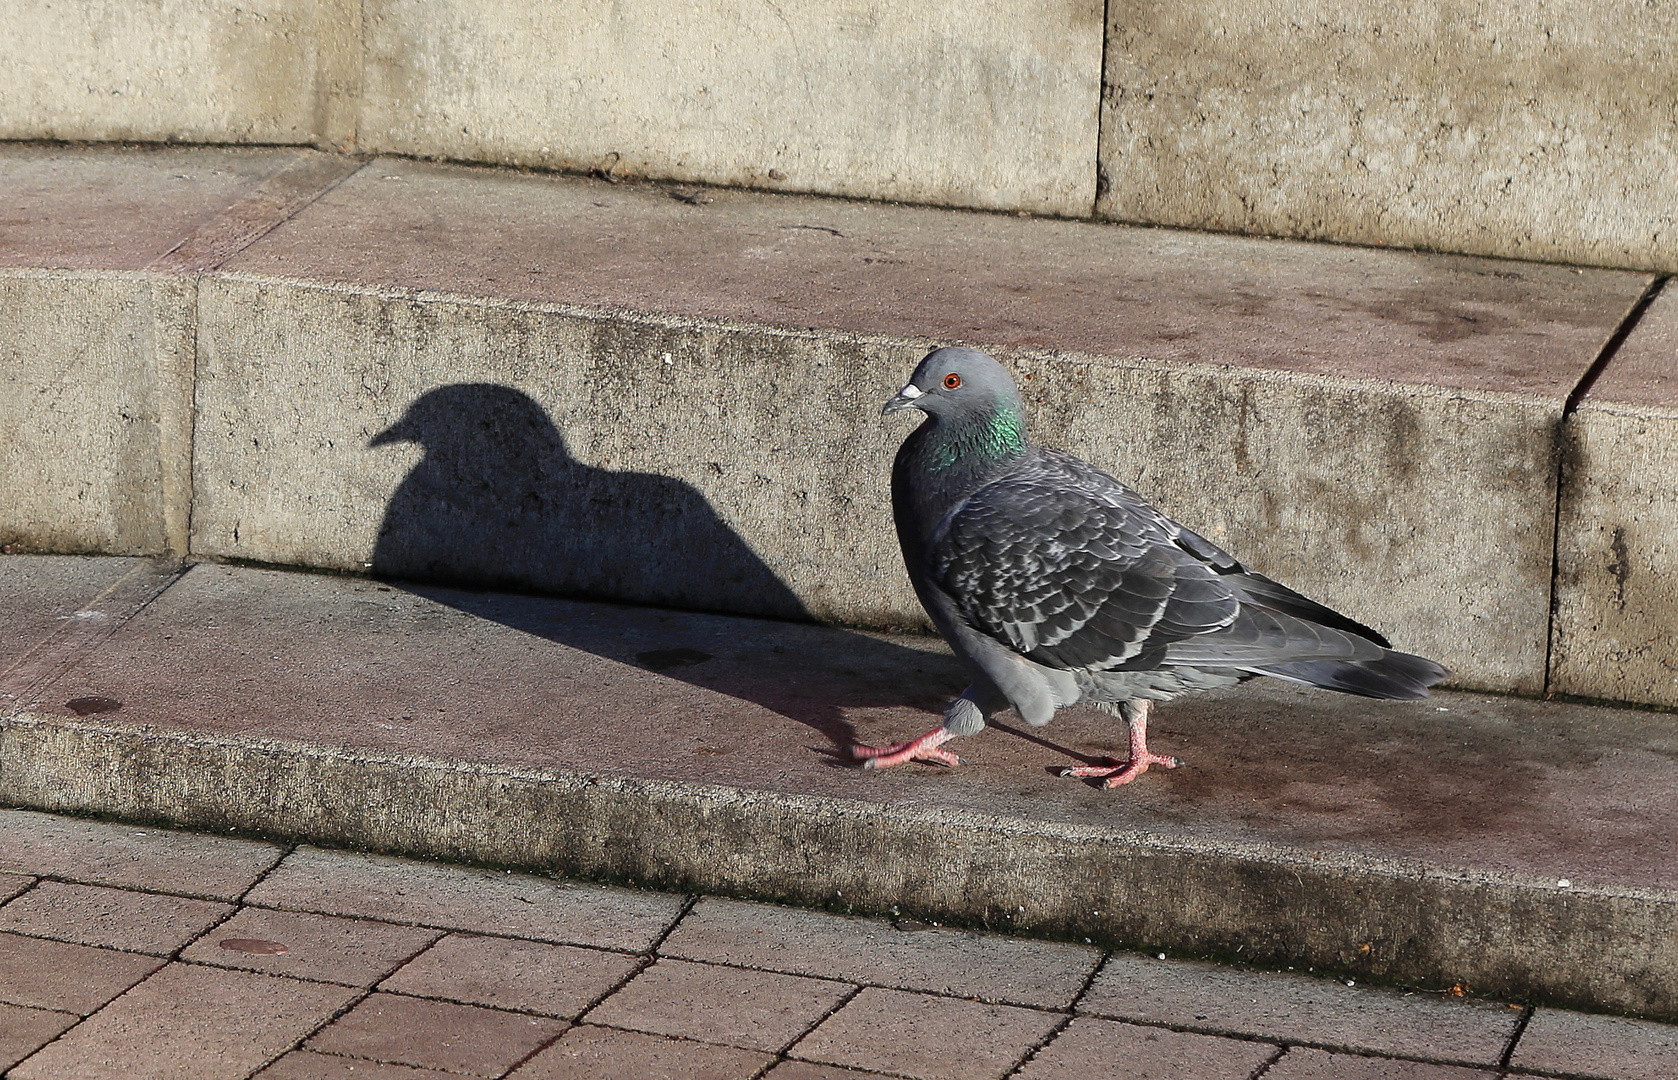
[7,711,1674,1021]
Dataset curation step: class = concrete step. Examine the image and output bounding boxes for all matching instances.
[4,143,1673,707]
[3,555,1677,1022]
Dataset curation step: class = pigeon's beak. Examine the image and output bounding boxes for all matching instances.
[881,382,926,416]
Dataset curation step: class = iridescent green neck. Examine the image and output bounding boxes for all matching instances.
[925,404,1027,472]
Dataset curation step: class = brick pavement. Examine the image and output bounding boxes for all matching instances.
[0,807,1669,1080]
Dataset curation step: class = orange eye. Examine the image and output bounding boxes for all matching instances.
[943,373,962,389]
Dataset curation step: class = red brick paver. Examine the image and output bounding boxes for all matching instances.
[792,987,1063,1080]
[181,906,441,986]
[10,962,356,1080]
[1016,1016,1278,1079]
[1509,1007,1678,1080]
[0,874,30,906]
[306,991,566,1076]
[380,932,640,1017]
[248,847,684,951]
[0,879,232,954]
[256,1049,468,1079]
[587,957,853,1052]
[1266,1047,1501,1078]
[762,1062,898,1079]
[1082,953,1520,1066]
[0,1002,78,1072]
[0,930,163,1013]
[510,1025,772,1079]
[662,897,1100,1008]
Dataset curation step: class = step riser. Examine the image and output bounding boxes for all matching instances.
[8,715,1674,1020]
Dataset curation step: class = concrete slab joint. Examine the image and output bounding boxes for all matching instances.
[1553,282,1678,707]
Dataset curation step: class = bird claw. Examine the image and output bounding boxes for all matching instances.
[1059,751,1183,788]
[851,727,961,770]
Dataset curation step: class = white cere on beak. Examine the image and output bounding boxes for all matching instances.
[898,383,924,399]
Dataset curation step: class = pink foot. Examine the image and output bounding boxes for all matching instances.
[1058,699,1181,788]
[851,726,963,769]
[1059,751,1182,788]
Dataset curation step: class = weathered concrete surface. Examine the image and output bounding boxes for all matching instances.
[357,0,1102,215]
[1099,2,1678,272]
[0,146,359,561]
[0,556,177,709]
[204,158,1653,690]
[0,144,320,270]
[4,560,1678,1019]
[0,272,195,556]
[1553,285,1678,707]
[0,0,361,147]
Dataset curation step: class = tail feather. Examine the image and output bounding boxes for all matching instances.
[1251,650,1448,700]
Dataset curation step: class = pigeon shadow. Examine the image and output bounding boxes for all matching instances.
[369,383,963,750]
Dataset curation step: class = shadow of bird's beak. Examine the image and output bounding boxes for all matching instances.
[881,383,925,416]
[368,420,411,448]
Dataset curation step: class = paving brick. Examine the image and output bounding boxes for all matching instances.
[306,991,566,1077]
[0,879,232,955]
[248,847,683,951]
[1508,1007,1678,1080]
[180,907,440,986]
[381,932,640,1017]
[762,1062,898,1080]
[0,931,163,1013]
[0,808,283,899]
[9,962,356,1080]
[0,874,29,904]
[586,958,852,1052]
[509,1025,772,1079]
[0,1002,79,1072]
[1265,1048,1499,1079]
[793,987,1063,1080]
[661,898,1100,1008]
[1081,954,1518,1066]
[1015,1016,1276,1079]
[255,1049,466,1079]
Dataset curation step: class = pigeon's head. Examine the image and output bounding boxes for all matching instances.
[881,347,1025,422]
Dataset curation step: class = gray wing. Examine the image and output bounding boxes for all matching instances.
[928,451,1388,673]
[926,453,1241,672]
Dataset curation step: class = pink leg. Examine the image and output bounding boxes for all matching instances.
[851,726,963,769]
[1059,700,1181,788]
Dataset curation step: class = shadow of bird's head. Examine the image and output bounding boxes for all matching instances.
[369,383,573,468]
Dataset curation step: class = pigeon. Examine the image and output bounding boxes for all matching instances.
[853,347,1448,788]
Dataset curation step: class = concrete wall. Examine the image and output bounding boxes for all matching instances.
[359,0,1102,215]
[3,2,1675,264]
[1097,1,1678,271]
[0,272,194,556]
[0,0,360,148]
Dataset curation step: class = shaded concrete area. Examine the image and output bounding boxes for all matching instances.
[2,557,1676,1019]
[367,382,810,620]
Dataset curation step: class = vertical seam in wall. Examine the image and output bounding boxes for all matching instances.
[1090,0,1113,217]
[356,0,370,153]
[1541,274,1669,696]
[183,275,202,557]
